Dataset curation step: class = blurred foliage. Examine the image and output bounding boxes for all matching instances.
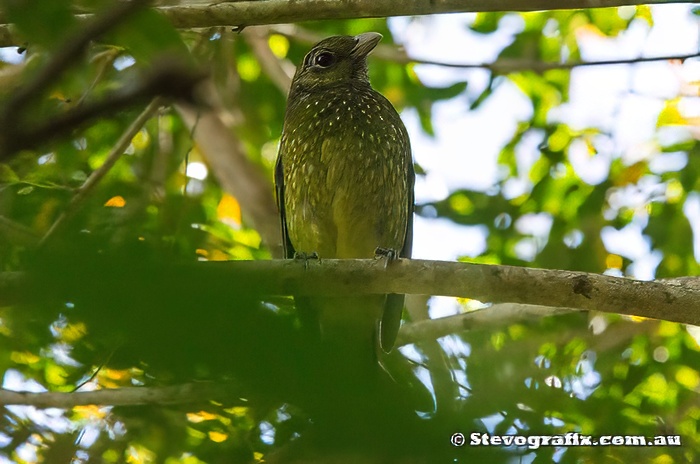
[0,1,699,463]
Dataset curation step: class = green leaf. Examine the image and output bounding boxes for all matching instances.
[1,0,77,48]
[470,12,506,34]
[0,163,20,183]
[104,8,191,66]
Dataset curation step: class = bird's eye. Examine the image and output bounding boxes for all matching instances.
[314,52,336,68]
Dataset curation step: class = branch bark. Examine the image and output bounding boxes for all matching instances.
[0,0,692,48]
[3,259,699,325]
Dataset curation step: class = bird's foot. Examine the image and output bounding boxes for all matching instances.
[374,247,398,269]
[293,251,319,270]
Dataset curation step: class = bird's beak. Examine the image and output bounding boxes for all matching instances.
[352,32,382,58]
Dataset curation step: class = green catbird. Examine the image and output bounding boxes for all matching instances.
[275,32,414,367]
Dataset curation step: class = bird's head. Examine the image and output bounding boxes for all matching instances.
[289,32,382,93]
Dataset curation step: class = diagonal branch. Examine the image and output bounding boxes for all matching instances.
[0,0,147,118]
[0,61,207,161]
[39,98,165,247]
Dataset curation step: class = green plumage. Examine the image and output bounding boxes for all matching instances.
[275,33,414,362]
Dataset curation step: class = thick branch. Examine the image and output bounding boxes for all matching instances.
[0,0,692,47]
[142,1,694,29]
[3,259,699,326]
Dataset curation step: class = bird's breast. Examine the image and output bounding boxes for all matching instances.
[282,88,410,258]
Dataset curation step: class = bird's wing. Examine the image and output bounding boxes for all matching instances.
[274,152,295,259]
[401,156,415,260]
[380,150,415,352]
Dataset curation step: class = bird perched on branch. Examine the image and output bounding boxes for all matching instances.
[275,32,414,369]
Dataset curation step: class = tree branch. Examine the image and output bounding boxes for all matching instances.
[4,259,700,325]
[175,101,283,257]
[395,303,582,346]
[0,0,692,48]
[243,27,293,95]
[39,98,165,246]
[0,0,147,118]
[270,24,700,73]
[0,61,207,161]
[0,382,244,408]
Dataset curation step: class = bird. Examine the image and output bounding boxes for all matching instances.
[275,32,414,370]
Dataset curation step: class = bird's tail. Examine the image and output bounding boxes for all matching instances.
[297,295,386,380]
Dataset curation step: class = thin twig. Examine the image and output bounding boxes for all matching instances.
[39,98,165,247]
[396,303,582,346]
[411,52,700,73]
[269,24,700,73]
[0,382,244,408]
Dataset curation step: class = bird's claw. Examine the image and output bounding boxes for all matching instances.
[374,247,398,269]
[293,251,319,270]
